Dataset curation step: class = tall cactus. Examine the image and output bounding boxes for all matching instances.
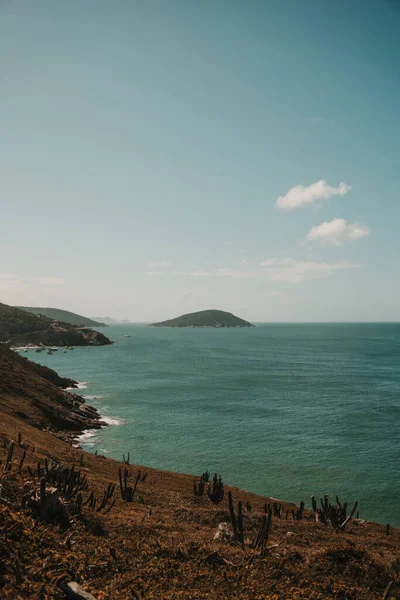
[252,509,272,552]
[228,491,244,544]
[207,473,224,504]
[4,440,14,471]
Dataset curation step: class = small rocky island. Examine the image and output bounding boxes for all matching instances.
[150,309,254,328]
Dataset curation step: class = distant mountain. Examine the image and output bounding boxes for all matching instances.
[18,307,106,327]
[90,316,117,324]
[150,309,254,328]
[0,303,112,346]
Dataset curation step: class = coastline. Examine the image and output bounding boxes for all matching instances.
[0,346,398,597]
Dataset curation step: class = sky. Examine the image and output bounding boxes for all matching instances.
[1,0,400,322]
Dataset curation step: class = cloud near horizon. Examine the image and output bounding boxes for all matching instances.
[148,260,171,268]
[276,180,351,211]
[259,258,360,283]
[306,218,370,245]
[155,259,360,283]
[30,277,65,286]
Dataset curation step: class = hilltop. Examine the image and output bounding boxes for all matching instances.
[150,309,254,328]
[0,348,398,599]
[18,307,106,328]
[0,302,112,347]
[90,316,117,324]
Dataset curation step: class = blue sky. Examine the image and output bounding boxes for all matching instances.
[1,0,399,321]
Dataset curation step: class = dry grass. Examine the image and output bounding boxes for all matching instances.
[0,413,399,599]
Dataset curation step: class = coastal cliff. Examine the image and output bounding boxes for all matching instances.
[0,349,398,599]
[0,346,104,434]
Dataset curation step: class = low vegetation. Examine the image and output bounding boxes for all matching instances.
[17,307,106,328]
[0,302,112,346]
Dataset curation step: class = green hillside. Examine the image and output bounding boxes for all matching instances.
[150,309,254,328]
[0,303,112,346]
[18,307,105,327]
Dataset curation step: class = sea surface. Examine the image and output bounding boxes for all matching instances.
[28,323,400,525]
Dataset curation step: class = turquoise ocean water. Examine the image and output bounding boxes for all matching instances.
[28,323,400,525]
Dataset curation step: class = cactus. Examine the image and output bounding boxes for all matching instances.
[311,495,317,513]
[75,492,83,514]
[252,509,272,552]
[18,448,27,472]
[119,468,141,502]
[296,501,305,520]
[272,502,283,518]
[207,473,224,504]
[317,495,358,529]
[4,440,14,471]
[97,483,115,511]
[202,470,210,482]
[193,476,205,497]
[228,491,244,544]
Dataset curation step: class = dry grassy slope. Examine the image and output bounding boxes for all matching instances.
[0,349,399,599]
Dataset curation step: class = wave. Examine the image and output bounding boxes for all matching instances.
[66,381,88,392]
[78,429,97,447]
[101,415,126,426]
[76,381,88,389]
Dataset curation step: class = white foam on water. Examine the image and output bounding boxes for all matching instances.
[83,395,104,401]
[66,381,88,392]
[78,430,97,447]
[101,415,126,426]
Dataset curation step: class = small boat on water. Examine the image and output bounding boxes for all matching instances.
[24,349,28,353]
[47,350,52,355]
[123,334,130,338]
[50,347,59,351]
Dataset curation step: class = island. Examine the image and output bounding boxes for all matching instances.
[0,302,113,347]
[150,309,254,328]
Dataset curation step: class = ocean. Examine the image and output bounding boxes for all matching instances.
[28,323,400,526]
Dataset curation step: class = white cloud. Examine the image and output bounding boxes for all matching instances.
[237,259,248,265]
[30,277,65,286]
[192,271,210,277]
[306,218,370,245]
[276,180,351,211]
[215,268,258,279]
[260,258,360,283]
[148,260,171,268]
